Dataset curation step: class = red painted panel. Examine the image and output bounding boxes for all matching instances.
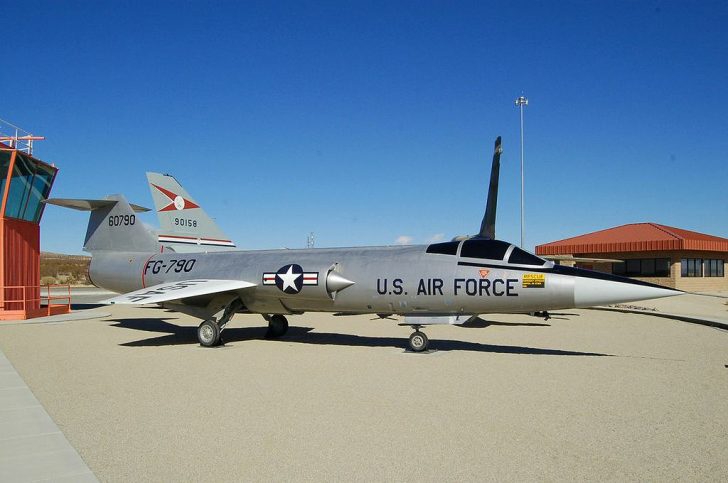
[1,218,40,311]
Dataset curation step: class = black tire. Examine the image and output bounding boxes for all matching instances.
[408,331,429,352]
[198,320,221,347]
[267,314,289,338]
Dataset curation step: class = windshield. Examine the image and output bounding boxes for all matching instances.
[460,239,511,261]
[508,247,546,266]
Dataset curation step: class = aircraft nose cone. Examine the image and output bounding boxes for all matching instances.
[326,272,355,294]
[573,276,682,307]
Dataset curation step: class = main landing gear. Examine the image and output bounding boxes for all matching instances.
[196,309,290,347]
[197,299,242,347]
[408,325,429,352]
[265,314,289,338]
[198,319,222,347]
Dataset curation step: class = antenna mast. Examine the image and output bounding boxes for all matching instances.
[0,118,45,155]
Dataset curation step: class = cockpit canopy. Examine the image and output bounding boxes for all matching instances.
[426,239,547,266]
[460,239,511,260]
[506,245,547,266]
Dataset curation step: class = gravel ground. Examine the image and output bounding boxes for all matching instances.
[1,298,727,481]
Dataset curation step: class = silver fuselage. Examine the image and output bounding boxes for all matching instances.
[89,241,676,317]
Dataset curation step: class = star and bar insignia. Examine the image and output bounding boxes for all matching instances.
[263,264,319,294]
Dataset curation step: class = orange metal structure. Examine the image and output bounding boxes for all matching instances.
[0,143,70,320]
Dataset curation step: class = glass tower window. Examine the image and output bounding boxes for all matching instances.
[0,150,11,204]
[2,152,55,223]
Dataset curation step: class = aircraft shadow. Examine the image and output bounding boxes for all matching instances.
[109,318,610,356]
[71,303,106,310]
[545,312,581,321]
[456,316,551,328]
[454,314,582,328]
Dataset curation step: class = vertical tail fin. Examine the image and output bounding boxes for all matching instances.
[44,195,159,253]
[477,136,502,240]
[146,172,236,252]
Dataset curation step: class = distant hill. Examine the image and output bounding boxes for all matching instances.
[40,252,91,285]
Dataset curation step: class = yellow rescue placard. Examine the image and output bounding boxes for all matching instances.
[522,273,545,288]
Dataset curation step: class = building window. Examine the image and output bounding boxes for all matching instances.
[613,258,670,277]
[656,258,670,275]
[3,152,55,223]
[625,259,640,275]
[681,259,703,277]
[704,259,725,277]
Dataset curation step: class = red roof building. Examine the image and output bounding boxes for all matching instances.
[536,223,728,292]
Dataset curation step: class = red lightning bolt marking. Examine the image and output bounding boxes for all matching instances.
[152,184,200,212]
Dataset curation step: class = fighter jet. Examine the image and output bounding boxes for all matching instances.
[45,137,681,352]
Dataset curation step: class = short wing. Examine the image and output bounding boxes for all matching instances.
[102,279,255,305]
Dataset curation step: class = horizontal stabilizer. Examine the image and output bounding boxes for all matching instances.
[44,198,151,213]
[402,314,476,326]
[102,279,256,305]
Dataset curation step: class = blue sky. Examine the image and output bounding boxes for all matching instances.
[3,1,727,254]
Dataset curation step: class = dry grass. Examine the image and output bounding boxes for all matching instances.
[40,252,90,285]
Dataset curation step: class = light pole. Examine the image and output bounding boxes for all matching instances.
[514,95,528,248]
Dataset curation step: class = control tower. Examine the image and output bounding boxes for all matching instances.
[0,119,69,319]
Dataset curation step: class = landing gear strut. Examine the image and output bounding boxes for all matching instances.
[197,299,242,347]
[530,311,551,321]
[408,325,429,352]
[265,314,289,338]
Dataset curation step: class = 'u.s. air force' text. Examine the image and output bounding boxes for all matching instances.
[376,278,518,296]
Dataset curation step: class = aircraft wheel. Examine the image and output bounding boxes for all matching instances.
[198,320,221,347]
[267,314,289,338]
[408,331,429,352]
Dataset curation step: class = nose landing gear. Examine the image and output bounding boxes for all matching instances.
[408,325,429,352]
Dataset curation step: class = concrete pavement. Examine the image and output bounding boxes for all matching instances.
[0,293,726,481]
[0,350,97,482]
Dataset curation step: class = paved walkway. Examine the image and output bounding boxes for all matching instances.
[0,349,97,482]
